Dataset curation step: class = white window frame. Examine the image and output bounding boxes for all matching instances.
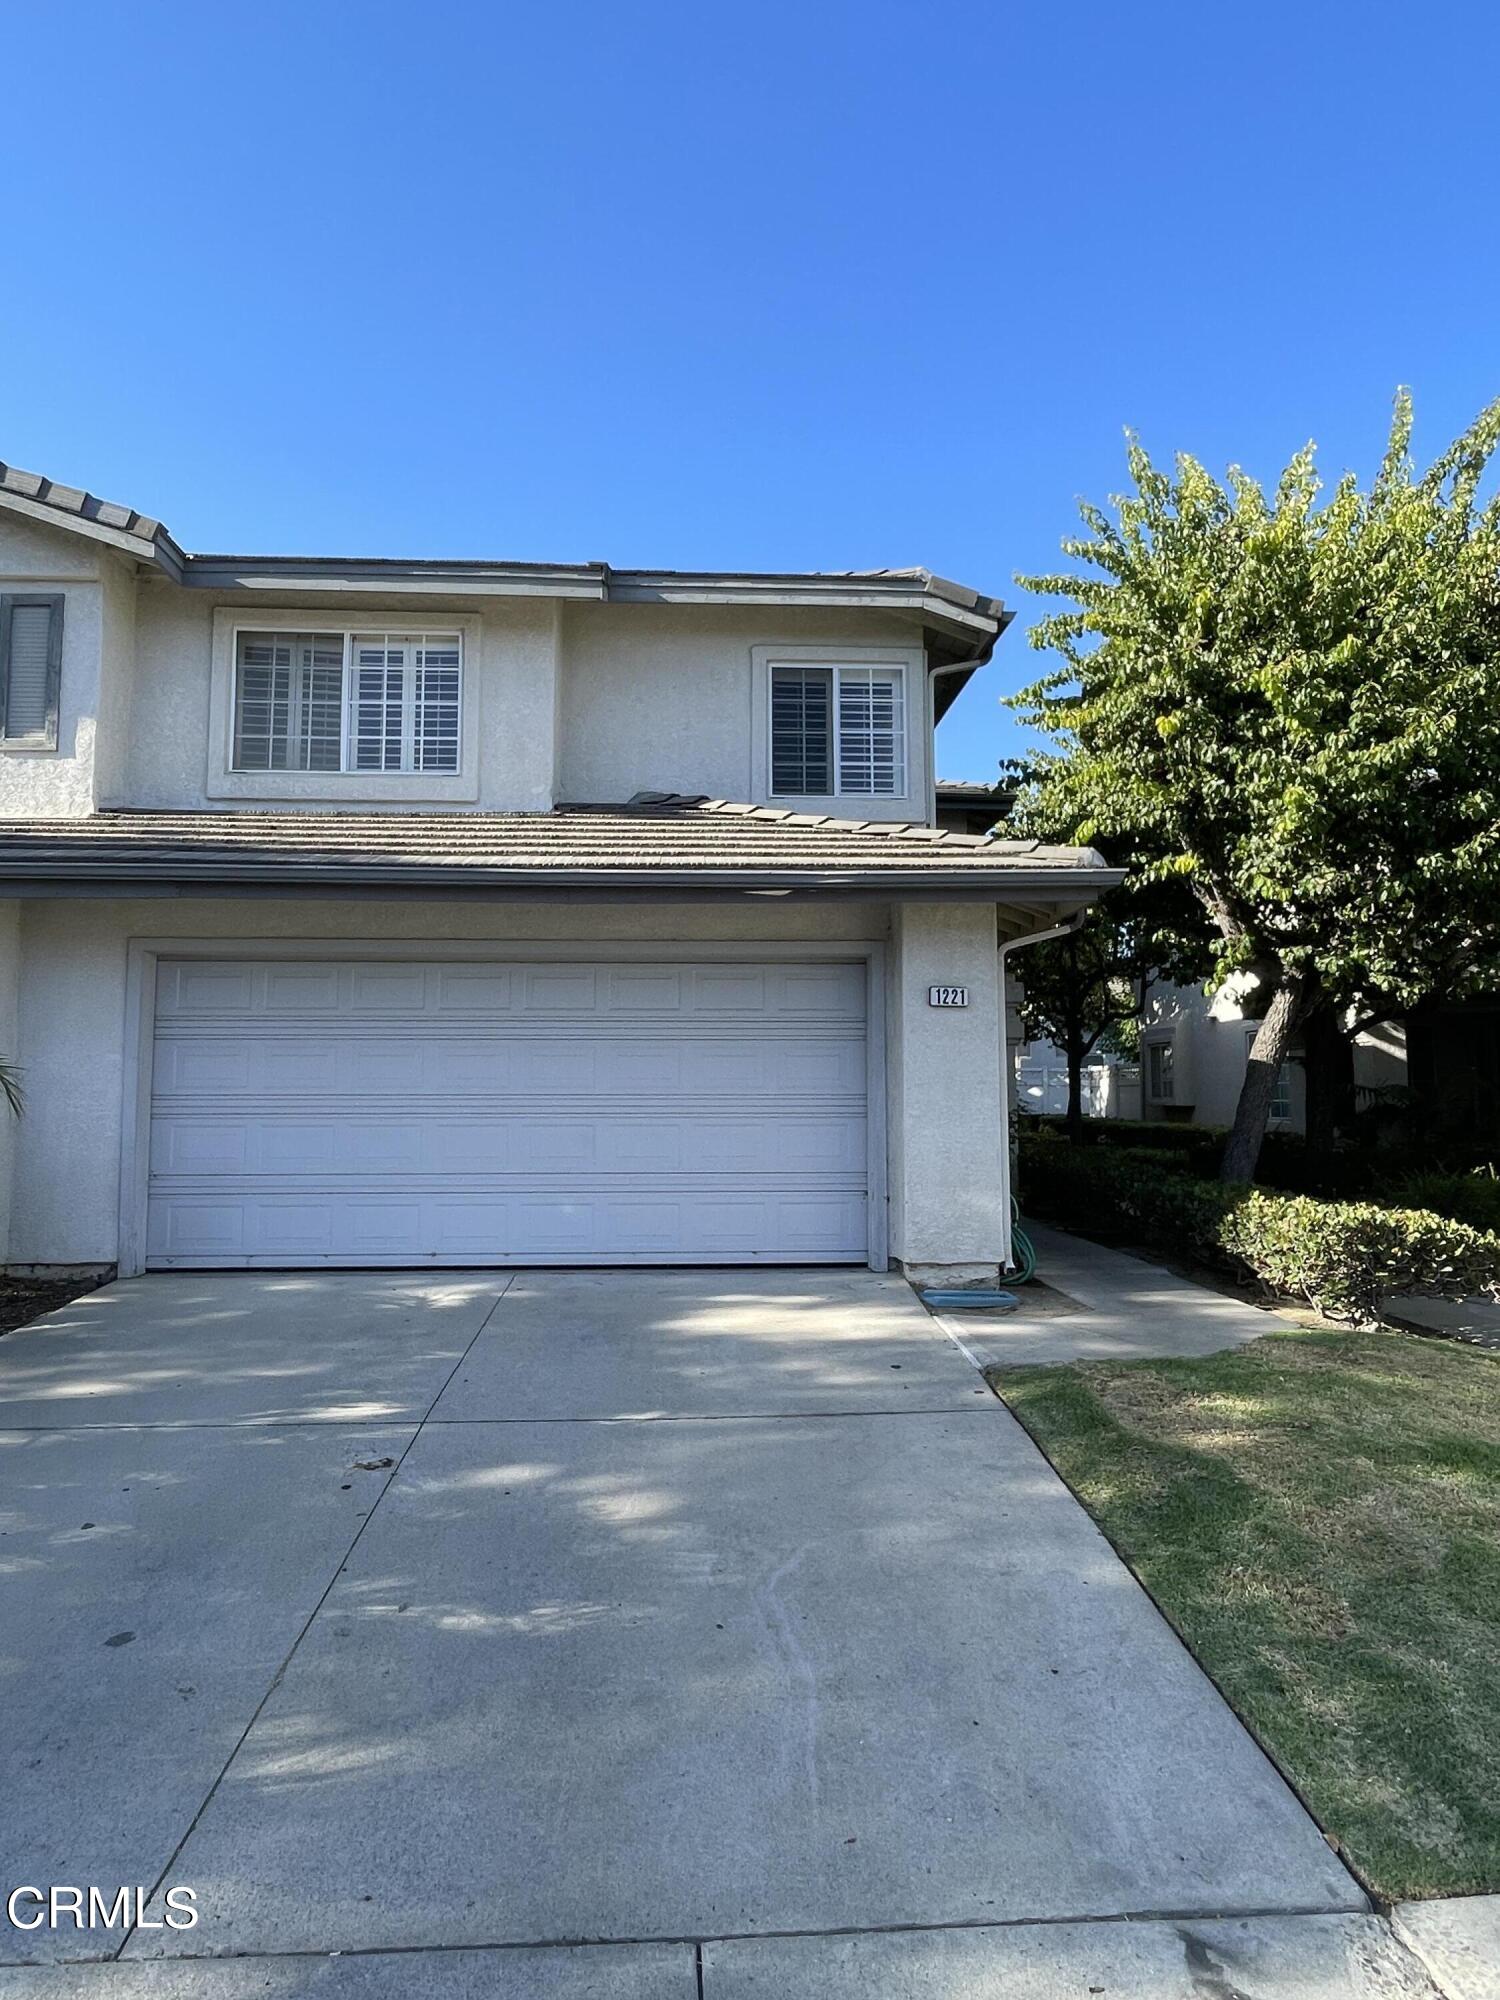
[750,644,919,812]
[206,610,481,803]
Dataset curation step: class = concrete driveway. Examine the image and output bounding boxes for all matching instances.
[0,1268,1398,1997]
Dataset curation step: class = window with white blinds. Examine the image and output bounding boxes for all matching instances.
[770,662,906,797]
[231,630,463,774]
[1,594,63,748]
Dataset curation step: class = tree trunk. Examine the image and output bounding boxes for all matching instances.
[1303,997,1355,1161]
[1065,1027,1086,1143]
[1221,970,1308,1183]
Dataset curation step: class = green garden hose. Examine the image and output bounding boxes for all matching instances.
[1005,1198,1037,1285]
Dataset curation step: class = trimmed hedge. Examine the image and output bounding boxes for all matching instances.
[1018,1138,1500,1323]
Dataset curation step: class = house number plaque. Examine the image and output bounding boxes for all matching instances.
[927,985,969,1008]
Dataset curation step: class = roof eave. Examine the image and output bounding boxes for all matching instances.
[0,485,187,579]
[173,558,1008,645]
[0,860,1123,898]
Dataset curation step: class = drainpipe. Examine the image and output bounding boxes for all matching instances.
[925,660,975,824]
[996,907,1087,1270]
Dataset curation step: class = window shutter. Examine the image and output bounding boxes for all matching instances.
[770,666,833,793]
[1,595,63,746]
[230,627,464,775]
[414,640,461,772]
[352,641,406,771]
[837,667,905,796]
[296,636,345,770]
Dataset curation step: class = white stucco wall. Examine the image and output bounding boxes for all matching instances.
[0,517,108,817]
[887,901,1006,1280]
[123,589,564,812]
[91,552,139,806]
[0,579,940,819]
[557,603,930,815]
[5,892,1013,1278]
[0,900,19,1259]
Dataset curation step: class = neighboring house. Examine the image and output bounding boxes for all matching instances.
[0,461,1117,1282]
[1138,978,1407,1133]
[933,780,1011,835]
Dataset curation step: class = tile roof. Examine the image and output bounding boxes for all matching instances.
[0,800,1116,896]
[0,459,172,549]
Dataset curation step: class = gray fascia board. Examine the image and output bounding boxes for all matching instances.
[609,571,1004,638]
[170,557,1006,641]
[0,859,1124,898]
[179,557,609,598]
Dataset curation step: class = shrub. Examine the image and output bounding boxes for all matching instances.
[1018,1137,1500,1323]
[1219,1194,1500,1323]
[1391,1170,1500,1236]
[1022,1116,1400,1201]
[1025,1114,1224,1162]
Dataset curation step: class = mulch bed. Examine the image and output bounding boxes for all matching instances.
[0,1273,108,1339]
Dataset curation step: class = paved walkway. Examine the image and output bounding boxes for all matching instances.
[0,1264,1467,1997]
[1394,1895,1500,2000]
[932,1219,1280,1368]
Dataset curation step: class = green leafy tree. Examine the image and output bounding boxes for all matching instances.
[1012,391,1500,1182]
[1017,910,1149,1139]
[1014,829,1210,1138]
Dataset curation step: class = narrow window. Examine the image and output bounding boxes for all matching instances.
[769,662,906,797]
[0,594,63,749]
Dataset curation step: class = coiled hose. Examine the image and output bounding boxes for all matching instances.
[1005,1197,1037,1285]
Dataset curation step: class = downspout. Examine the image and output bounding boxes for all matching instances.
[925,659,975,825]
[997,907,1088,1271]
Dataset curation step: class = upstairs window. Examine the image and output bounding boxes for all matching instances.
[0,593,63,750]
[770,662,906,797]
[231,629,463,774]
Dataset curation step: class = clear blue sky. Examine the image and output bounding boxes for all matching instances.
[5,1,1497,781]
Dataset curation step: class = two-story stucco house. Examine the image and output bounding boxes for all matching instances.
[0,462,1116,1283]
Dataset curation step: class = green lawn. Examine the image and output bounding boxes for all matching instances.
[991,1326,1500,1901]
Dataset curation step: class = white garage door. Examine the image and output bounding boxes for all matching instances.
[146,957,870,1268]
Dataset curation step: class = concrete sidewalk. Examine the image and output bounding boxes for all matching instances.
[1394,1895,1500,2000]
[934,1219,1281,1367]
[0,1912,1457,1996]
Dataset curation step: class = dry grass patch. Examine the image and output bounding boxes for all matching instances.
[991,1325,1500,1900]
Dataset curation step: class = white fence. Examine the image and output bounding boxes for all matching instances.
[1017,1063,1141,1120]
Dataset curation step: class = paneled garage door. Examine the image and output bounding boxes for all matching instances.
[145,957,870,1268]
